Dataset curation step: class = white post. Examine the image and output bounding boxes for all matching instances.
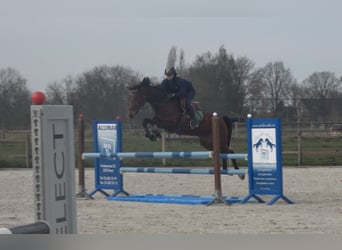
[161,130,166,166]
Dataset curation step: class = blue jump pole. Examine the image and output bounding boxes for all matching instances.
[219,153,248,160]
[83,151,212,159]
[120,167,246,175]
[82,151,248,160]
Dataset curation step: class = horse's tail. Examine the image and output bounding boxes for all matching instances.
[222,115,232,148]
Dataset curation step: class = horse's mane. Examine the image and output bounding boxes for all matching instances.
[131,77,167,103]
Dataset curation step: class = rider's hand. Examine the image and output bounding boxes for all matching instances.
[168,93,175,98]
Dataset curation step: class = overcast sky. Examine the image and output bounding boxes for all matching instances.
[1,0,341,91]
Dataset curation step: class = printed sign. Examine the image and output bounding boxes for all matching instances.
[241,118,293,205]
[89,120,123,197]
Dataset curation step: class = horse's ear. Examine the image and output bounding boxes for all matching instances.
[141,77,150,86]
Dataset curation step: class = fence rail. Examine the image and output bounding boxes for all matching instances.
[1,123,342,168]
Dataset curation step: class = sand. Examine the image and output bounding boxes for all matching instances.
[0,167,341,234]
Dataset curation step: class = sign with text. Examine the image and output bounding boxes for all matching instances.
[241,118,293,205]
[89,120,124,197]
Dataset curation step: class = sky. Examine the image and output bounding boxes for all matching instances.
[1,0,341,91]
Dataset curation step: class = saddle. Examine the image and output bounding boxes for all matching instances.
[180,97,204,122]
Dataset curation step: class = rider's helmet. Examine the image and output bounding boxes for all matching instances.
[164,66,177,76]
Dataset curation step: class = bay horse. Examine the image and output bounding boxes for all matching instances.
[127,77,244,180]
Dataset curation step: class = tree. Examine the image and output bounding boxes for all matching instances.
[301,71,341,122]
[245,68,264,114]
[231,56,254,115]
[248,61,295,116]
[0,67,30,129]
[186,46,252,117]
[166,46,177,70]
[72,65,140,123]
[165,46,189,76]
[45,75,76,105]
[178,49,186,75]
[302,71,340,99]
[187,50,220,112]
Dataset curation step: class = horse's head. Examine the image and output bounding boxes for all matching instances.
[127,77,151,118]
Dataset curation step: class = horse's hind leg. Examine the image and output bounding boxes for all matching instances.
[222,159,228,170]
[221,151,239,170]
[227,148,245,180]
[222,153,244,180]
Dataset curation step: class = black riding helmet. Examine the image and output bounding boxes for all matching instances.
[164,66,177,76]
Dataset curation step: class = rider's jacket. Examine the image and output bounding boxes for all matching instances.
[160,76,195,98]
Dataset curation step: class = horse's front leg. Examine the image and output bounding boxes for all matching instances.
[142,118,157,141]
[151,123,162,139]
[143,118,162,141]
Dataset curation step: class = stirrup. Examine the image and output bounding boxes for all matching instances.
[190,120,199,129]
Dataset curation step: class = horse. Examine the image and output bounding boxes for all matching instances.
[127,77,244,180]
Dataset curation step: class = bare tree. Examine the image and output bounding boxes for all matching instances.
[249,61,295,115]
[302,71,340,99]
[166,46,177,70]
[178,49,186,75]
[45,75,75,104]
[72,65,140,123]
[186,46,253,116]
[301,71,340,122]
[0,67,30,129]
[232,56,254,114]
[245,69,265,114]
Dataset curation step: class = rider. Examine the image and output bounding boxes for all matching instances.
[160,66,199,129]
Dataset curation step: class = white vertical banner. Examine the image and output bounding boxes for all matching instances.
[31,105,77,234]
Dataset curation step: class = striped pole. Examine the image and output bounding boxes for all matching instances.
[219,153,248,160]
[120,167,245,175]
[83,151,213,159]
[82,152,248,160]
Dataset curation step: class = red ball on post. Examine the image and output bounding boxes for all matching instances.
[32,91,46,105]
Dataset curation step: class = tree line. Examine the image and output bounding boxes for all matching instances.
[1,45,342,130]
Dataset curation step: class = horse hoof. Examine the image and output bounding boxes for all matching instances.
[150,135,157,141]
[145,133,156,141]
[238,174,245,180]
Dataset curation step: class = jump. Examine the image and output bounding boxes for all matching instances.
[127,77,244,180]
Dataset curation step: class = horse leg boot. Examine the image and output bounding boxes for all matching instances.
[188,108,199,129]
[185,94,199,129]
